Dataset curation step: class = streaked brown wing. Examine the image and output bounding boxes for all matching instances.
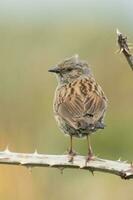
[54,86,84,129]
[84,90,107,120]
[54,77,107,129]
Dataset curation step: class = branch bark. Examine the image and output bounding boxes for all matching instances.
[0,149,133,179]
[116,29,133,70]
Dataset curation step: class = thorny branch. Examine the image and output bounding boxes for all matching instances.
[0,148,133,179]
[116,29,133,70]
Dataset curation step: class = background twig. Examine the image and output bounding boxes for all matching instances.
[0,149,133,179]
[116,29,133,70]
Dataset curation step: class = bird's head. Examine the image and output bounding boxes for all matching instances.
[48,55,92,84]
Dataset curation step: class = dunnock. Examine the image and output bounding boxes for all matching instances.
[49,55,107,162]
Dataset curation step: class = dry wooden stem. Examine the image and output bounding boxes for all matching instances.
[0,148,133,179]
[116,29,133,70]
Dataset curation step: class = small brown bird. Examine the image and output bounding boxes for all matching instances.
[49,55,107,162]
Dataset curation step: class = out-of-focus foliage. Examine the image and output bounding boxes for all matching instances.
[0,0,133,199]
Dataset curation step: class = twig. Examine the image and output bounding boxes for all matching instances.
[116,29,133,70]
[0,148,133,179]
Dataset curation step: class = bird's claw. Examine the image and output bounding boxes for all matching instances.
[67,149,77,162]
[85,153,95,166]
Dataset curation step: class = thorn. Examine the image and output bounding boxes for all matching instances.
[20,160,28,165]
[74,54,79,59]
[117,157,121,161]
[49,163,55,167]
[89,168,94,176]
[116,28,122,36]
[79,163,86,169]
[115,48,124,54]
[58,167,65,175]
[4,146,10,153]
[26,165,32,173]
[124,48,130,54]
[119,48,124,54]
[33,149,38,156]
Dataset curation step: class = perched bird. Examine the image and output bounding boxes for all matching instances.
[49,55,107,162]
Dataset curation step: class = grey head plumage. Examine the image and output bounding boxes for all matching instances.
[48,55,93,84]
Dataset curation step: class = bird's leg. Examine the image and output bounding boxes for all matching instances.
[86,135,95,163]
[68,135,76,162]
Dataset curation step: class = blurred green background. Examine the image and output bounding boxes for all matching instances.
[0,0,133,199]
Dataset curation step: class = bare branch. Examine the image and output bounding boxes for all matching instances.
[116,29,133,70]
[0,149,133,179]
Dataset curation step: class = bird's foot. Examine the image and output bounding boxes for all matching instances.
[85,152,95,166]
[67,148,77,162]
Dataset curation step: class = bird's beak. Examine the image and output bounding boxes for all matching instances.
[48,66,60,73]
